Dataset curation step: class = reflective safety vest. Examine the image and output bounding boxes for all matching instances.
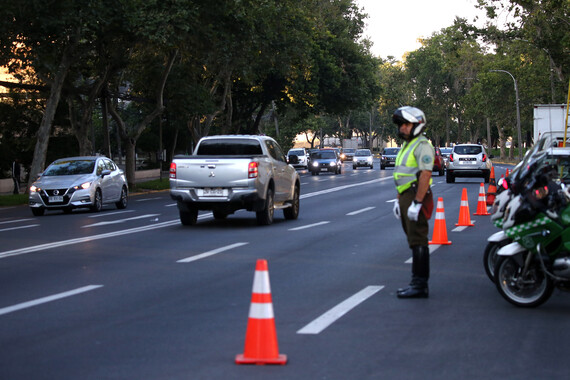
[394,136,433,194]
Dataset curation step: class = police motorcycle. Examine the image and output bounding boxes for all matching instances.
[483,152,532,282]
[494,154,570,308]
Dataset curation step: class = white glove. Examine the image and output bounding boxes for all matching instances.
[393,201,401,220]
[407,200,422,221]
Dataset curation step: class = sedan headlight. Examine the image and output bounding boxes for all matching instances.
[74,182,92,190]
[30,185,40,192]
[312,162,319,167]
[330,162,337,166]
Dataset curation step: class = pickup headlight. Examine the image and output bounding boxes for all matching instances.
[312,162,319,167]
[330,162,337,167]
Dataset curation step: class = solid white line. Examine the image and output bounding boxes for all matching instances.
[135,197,161,202]
[83,214,159,228]
[346,207,375,216]
[0,224,39,233]
[300,177,392,200]
[177,242,249,263]
[0,218,35,225]
[297,286,384,334]
[0,220,181,260]
[288,221,330,231]
[0,285,103,316]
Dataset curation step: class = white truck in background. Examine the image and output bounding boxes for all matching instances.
[534,104,569,143]
[169,135,300,226]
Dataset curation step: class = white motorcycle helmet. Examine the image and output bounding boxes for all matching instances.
[490,189,512,222]
[392,106,426,138]
[502,195,522,229]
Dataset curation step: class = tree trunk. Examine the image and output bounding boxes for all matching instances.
[28,40,77,190]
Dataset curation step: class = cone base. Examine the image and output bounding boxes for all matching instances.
[473,212,490,216]
[455,222,474,227]
[429,240,451,245]
[235,354,288,365]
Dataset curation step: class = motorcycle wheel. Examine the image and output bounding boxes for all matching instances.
[483,240,509,282]
[495,254,554,308]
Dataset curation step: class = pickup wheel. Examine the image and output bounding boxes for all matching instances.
[256,188,274,226]
[284,184,300,220]
[179,208,198,226]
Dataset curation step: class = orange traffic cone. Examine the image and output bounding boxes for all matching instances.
[474,183,491,216]
[505,168,510,177]
[486,167,497,206]
[236,259,287,365]
[456,188,474,226]
[429,197,452,245]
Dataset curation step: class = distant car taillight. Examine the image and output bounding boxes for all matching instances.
[482,154,487,162]
[449,154,454,162]
[248,162,259,178]
[169,162,177,179]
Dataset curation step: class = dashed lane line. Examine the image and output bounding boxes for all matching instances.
[177,242,249,263]
[297,285,384,334]
[0,285,103,316]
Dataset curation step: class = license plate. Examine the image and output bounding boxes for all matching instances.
[200,188,226,196]
[49,196,64,202]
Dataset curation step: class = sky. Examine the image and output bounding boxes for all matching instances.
[355,0,489,59]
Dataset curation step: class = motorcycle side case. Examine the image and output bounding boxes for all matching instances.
[487,230,507,243]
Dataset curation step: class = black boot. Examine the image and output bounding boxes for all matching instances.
[397,246,429,299]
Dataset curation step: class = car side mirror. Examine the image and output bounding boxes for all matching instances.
[101,169,111,177]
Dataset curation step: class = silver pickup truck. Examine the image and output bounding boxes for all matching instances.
[169,135,301,226]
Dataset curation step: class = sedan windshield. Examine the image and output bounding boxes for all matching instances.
[44,160,96,176]
[383,148,399,155]
[355,150,371,156]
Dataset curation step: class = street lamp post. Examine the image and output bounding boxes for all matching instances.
[490,69,523,161]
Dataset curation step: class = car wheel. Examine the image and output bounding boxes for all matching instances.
[370,164,373,169]
[115,186,128,209]
[31,207,45,216]
[353,165,356,170]
[256,187,274,226]
[180,208,198,225]
[90,189,103,212]
[484,172,490,183]
[381,165,385,170]
[439,167,444,176]
[284,184,300,220]
[446,171,455,183]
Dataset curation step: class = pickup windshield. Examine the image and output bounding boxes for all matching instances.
[196,139,263,155]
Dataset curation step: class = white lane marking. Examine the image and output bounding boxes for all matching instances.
[165,203,177,207]
[301,177,392,200]
[0,220,179,259]
[89,210,134,218]
[386,199,397,203]
[297,286,384,334]
[0,213,215,260]
[288,221,330,231]
[82,214,160,228]
[0,224,39,233]
[135,197,162,202]
[405,245,440,264]
[346,207,375,216]
[177,242,249,263]
[452,222,475,232]
[0,285,103,316]
[0,218,35,225]
[0,178,388,259]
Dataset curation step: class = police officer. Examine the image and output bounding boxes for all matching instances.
[392,106,435,298]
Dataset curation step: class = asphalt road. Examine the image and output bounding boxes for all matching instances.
[1,161,569,379]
